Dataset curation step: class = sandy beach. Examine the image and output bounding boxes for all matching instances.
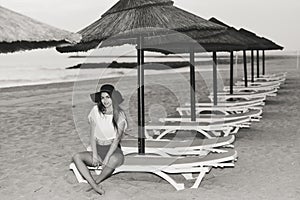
[0,56,299,200]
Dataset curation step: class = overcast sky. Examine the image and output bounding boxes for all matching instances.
[1,0,299,50]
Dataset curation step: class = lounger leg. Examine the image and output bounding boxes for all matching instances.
[197,129,213,138]
[177,110,184,116]
[191,168,210,189]
[230,127,240,134]
[182,173,194,180]
[144,129,152,139]
[153,171,185,191]
[223,128,233,136]
[156,129,174,140]
[210,130,222,137]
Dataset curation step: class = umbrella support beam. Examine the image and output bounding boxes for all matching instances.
[251,50,254,82]
[257,50,260,78]
[243,50,248,87]
[230,51,234,94]
[189,50,196,121]
[212,52,218,105]
[137,36,145,154]
[262,50,265,75]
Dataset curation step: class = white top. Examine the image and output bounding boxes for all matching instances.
[88,105,127,142]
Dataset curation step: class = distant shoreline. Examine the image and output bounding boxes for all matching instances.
[66,54,295,69]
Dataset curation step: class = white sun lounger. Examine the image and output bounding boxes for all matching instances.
[260,72,287,78]
[245,72,286,83]
[145,117,250,139]
[258,72,287,81]
[69,149,238,190]
[177,101,264,118]
[121,135,235,156]
[185,97,265,107]
[80,136,235,181]
[245,77,286,84]
[161,109,262,123]
[235,79,283,87]
[208,88,278,102]
[213,88,278,97]
[223,82,281,93]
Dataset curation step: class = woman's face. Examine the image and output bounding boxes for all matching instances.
[101,92,112,108]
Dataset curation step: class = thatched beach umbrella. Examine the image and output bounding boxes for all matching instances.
[207,17,253,95]
[185,28,247,103]
[208,18,283,88]
[239,28,283,80]
[208,17,268,92]
[0,5,80,53]
[57,0,231,154]
[257,37,283,75]
[56,0,228,52]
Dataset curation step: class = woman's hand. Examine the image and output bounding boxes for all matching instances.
[92,155,102,168]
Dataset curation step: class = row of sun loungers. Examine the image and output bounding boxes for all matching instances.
[69,72,286,191]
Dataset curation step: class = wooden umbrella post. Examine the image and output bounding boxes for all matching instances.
[243,50,248,87]
[137,35,145,154]
[189,48,196,121]
[212,51,218,105]
[230,51,234,94]
[251,50,254,82]
[257,50,260,78]
[262,50,265,75]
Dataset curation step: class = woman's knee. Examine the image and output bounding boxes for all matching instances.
[108,153,124,167]
[72,152,81,162]
[72,152,88,163]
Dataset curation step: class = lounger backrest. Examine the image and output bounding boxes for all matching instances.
[122,149,237,166]
[121,135,235,148]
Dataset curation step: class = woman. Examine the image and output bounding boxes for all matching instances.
[72,84,127,195]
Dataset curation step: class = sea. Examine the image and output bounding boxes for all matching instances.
[0,45,298,89]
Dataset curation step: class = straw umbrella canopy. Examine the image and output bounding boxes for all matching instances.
[260,37,283,50]
[209,18,265,50]
[135,28,247,53]
[239,28,283,78]
[208,17,264,92]
[259,38,283,75]
[245,32,283,77]
[208,18,283,89]
[0,5,80,53]
[56,0,227,53]
[148,24,250,105]
[238,28,283,51]
[57,0,236,154]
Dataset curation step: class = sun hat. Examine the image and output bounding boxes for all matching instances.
[90,84,124,104]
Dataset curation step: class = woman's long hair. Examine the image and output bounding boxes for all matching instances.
[97,92,125,130]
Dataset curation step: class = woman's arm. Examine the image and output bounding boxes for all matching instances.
[90,120,101,166]
[102,119,126,166]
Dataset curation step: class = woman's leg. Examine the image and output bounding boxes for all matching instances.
[95,150,124,184]
[72,151,105,194]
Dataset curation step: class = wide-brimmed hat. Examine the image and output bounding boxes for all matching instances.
[90,84,124,104]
